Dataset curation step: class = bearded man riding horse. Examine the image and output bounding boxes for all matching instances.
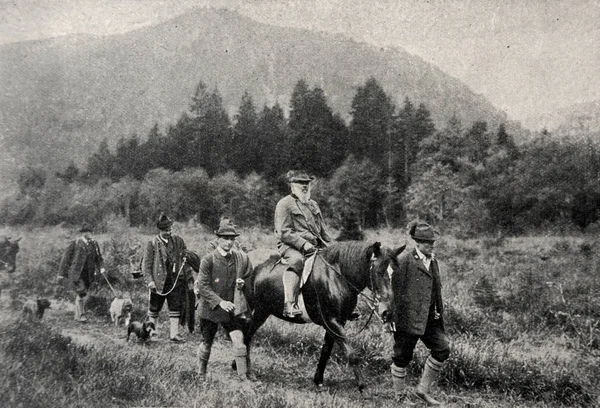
[238,170,404,391]
[274,170,359,320]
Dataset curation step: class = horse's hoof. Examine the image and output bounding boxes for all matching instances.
[314,384,327,393]
[360,388,374,400]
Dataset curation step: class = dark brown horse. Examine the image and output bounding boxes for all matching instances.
[245,241,404,392]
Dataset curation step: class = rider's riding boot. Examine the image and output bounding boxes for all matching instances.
[391,363,416,405]
[283,270,302,317]
[415,356,443,406]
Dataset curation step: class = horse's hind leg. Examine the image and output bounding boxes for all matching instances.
[314,331,335,389]
[340,338,365,393]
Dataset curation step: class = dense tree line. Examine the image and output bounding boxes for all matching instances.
[2,77,600,235]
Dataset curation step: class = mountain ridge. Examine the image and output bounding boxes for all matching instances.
[0,7,523,185]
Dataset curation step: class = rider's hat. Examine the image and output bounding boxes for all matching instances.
[286,170,315,183]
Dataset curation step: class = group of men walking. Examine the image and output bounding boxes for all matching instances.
[55,169,450,405]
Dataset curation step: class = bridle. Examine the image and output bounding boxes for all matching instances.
[316,250,385,307]
[311,250,390,338]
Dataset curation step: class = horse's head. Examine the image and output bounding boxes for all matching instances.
[368,242,405,322]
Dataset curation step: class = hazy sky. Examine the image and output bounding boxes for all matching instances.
[1,0,598,121]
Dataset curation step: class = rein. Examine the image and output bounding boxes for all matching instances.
[310,250,383,339]
[316,251,379,306]
[313,285,378,339]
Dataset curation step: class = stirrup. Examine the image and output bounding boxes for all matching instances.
[283,302,302,317]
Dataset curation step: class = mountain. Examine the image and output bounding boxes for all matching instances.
[521,100,600,136]
[0,7,522,186]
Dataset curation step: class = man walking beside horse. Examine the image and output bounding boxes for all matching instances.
[194,219,254,381]
[274,170,332,318]
[388,221,451,406]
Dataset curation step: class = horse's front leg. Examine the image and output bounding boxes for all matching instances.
[322,320,365,393]
[241,308,270,379]
[314,331,335,389]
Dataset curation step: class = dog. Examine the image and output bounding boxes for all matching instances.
[22,298,51,320]
[127,321,156,342]
[109,292,133,327]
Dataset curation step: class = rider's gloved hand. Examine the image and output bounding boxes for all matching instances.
[303,242,316,255]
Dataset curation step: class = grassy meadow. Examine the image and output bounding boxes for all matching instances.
[1,223,599,407]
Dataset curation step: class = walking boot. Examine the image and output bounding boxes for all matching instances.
[197,343,210,382]
[75,294,87,323]
[391,363,416,406]
[415,356,444,406]
[169,317,186,343]
[282,270,302,317]
[234,346,249,381]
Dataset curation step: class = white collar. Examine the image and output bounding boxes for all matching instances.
[415,247,435,261]
[217,246,231,258]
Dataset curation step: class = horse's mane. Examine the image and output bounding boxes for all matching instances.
[320,241,373,276]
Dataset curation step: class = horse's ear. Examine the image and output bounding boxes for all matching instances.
[393,244,406,257]
[14,237,22,243]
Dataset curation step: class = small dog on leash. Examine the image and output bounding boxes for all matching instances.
[127,321,156,342]
[22,298,51,320]
[109,292,133,327]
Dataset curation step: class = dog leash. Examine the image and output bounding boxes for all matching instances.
[100,270,118,297]
[153,256,187,296]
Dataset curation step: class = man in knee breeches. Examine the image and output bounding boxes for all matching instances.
[142,213,188,343]
[194,219,254,381]
[57,223,105,323]
[389,221,450,406]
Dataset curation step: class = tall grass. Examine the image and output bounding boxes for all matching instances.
[2,225,600,406]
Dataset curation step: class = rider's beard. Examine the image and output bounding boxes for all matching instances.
[291,184,311,203]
